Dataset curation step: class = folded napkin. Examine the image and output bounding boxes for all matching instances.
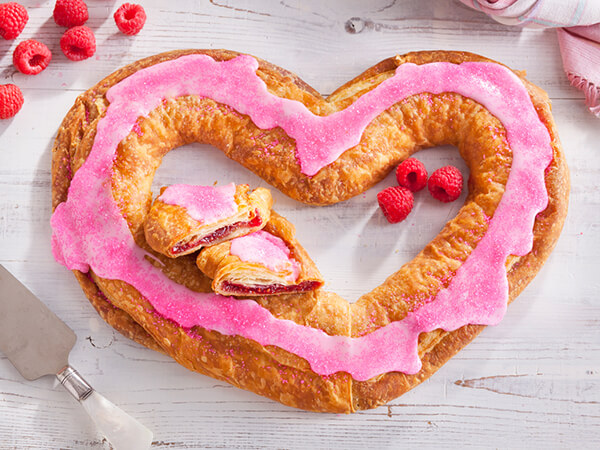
[460,0,600,117]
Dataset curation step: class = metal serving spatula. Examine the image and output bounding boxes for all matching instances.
[0,264,153,450]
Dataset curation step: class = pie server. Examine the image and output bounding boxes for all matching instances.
[0,264,153,449]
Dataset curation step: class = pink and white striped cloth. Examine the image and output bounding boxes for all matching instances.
[460,0,600,117]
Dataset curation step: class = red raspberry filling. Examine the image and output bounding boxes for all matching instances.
[171,211,263,255]
[221,280,322,295]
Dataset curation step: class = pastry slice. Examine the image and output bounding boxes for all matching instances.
[196,212,324,296]
[144,183,272,258]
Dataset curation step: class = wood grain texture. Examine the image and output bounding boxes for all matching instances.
[0,0,598,448]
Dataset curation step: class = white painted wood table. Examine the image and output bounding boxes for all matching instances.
[1,1,599,448]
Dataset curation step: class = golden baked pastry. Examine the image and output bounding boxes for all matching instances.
[144,183,272,257]
[51,49,569,413]
[196,212,324,296]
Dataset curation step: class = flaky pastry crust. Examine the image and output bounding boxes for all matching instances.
[144,184,273,257]
[51,49,569,413]
[196,212,324,296]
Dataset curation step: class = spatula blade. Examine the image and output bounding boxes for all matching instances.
[0,265,76,380]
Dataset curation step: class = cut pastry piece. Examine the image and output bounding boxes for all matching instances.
[144,183,273,258]
[197,212,324,296]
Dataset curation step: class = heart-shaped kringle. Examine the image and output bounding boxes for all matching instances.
[51,49,569,413]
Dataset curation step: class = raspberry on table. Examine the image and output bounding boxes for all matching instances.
[60,25,96,61]
[13,40,52,75]
[396,158,428,192]
[0,2,28,40]
[428,166,463,203]
[53,0,89,28]
[377,186,414,224]
[114,3,146,35]
[0,84,24,119]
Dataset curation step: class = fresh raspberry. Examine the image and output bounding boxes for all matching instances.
[395,158,428,192]
[377,186,414,224]
[0,2,28,40]
[60,25,96,61]
[0,84,24,119]
[53,0,89,28]
[13,40,52,75]
[428,166,463,203]
[114,3,146,35]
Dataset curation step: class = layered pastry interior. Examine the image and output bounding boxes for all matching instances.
[144,183,273,257]
[197,212,324,296]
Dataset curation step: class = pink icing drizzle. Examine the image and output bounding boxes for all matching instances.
[229,230,301,282]
[159,183,236,223]
[50,54,552,381]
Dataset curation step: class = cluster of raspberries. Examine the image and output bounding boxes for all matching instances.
[378,158,464,223]
[0,1,146,119]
